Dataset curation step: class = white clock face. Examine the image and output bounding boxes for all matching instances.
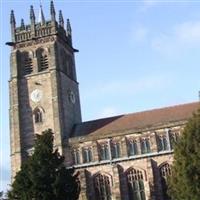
[31,89,43,102]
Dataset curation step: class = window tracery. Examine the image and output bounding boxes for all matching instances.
[158,135,168,151]
[82,147,93,163]
[99,143,110,161]
[140,138,151,154]
[128,139,138,156]
[111,142,121,159]
[127,168,146,200]
[72,149,80,165]
[94,173,112,200]
[160,163,171,200]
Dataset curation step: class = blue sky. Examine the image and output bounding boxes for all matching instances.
[1,0,200,192]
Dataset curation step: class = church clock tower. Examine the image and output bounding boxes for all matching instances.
[8,1,82,178]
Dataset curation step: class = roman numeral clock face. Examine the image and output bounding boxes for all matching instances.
[30,89,43,102]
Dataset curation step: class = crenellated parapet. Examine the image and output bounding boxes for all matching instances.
[9,1,73,48]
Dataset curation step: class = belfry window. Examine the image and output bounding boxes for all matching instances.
[100,143,110,161]
[73,149,80,165]
[141,138,151,154]
[22,51,33,75]
[160,163,171,200]
[37,48,49,72]
[111,142,121,159]
[82,147,93,163]
[24,57,33,75]
[128,139,138,156]
[33,108,43,123]
[94,174,112,200]
[158,136,168,151]
[127,168,146,200]
[39,54,48,71]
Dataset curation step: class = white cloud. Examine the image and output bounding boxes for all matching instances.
[150,20,200,54]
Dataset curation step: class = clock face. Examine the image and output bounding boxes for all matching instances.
[31,89,43,102]
[68,90,76,104]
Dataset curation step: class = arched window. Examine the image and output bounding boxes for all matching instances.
[158,136,168,151]
[111,142,121,159]
[160,163,171,200]
[141,138,151,154]
[127,168,146,200]
[72,149,80,165]
[22,51,33,75]
[94,173,112,200]
[169,131,179,149]
[128,139,138,156]
[33,107,43,123]
[99,143,110,161]
[82,147,93,163]
[36,48,49,72]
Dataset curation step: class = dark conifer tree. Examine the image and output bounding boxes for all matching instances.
[168,109,200,200]
[8,129,80,200]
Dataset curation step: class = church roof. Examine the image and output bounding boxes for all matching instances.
[72,102,199,139]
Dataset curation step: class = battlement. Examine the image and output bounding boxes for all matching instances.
[9,1,72,46]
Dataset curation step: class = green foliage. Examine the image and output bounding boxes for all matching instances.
[8,129,80,200]
[168,109,200,200]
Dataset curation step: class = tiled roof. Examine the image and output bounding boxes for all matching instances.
[72,102,199,138]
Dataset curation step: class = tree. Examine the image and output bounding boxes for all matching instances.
[8,129,80,200]
[168,109,200,200]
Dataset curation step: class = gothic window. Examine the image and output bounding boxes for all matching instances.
[160,163,171,200]
[100,143,110,161]
[37,48,49,72]
[22,51,33,75]
[82,147,93,163]
[72,149,80,165]
[140,138,151,154]
[33,107,43,123]
[111,142,121,159]
[169,131,179,149]
[158,136,168,151]
[128,139,138,156]
[127,168,146,200]
[94,174,112,200]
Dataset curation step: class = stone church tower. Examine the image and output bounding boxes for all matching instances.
[8,1,81,178]
[8,2,199,200]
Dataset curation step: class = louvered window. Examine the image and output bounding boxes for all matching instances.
[39,55,48,71]
[24,57,33,75]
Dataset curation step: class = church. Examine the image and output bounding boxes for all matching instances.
[8,1,199,200]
